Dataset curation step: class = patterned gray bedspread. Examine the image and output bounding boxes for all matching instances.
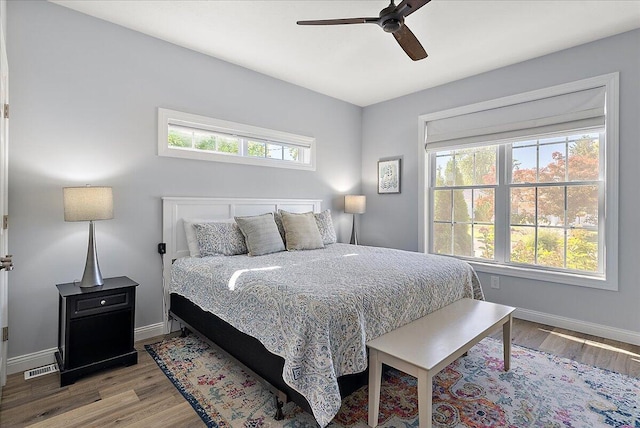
[170,243,483,427]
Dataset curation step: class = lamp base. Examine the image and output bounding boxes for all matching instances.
[79,221,104,288]
[79,277,103,289]
[350,214,358,245]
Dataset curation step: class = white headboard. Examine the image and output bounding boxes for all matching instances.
[162,197,322,261]
[161,197,322,332]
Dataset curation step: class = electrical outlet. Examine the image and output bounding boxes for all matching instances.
[490,276,500,289]
[158,243,166,255]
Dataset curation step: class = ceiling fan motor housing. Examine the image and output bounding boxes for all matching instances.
[379,2,405,33]
[381,17,403,33]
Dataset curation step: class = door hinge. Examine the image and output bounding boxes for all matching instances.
[3,104,7,119]
[2,326,7,342]
[2,215,7,229]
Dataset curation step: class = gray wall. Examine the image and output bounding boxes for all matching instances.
[361,29,640,333]
[7,1,362,358]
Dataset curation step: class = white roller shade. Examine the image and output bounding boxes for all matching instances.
[425,86,606,151]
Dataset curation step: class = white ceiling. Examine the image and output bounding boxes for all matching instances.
[51,1,640,107]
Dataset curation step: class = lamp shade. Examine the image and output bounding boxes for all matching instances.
[63,186,114,222]
[345,195,366,214]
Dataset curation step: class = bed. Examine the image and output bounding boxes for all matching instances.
[162,197,483,427]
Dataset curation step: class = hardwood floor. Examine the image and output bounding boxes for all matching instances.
[1,319,638,427]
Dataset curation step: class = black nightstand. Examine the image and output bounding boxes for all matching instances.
[55,276,138,386]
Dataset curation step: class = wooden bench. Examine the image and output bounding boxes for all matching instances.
[366,298,516,428]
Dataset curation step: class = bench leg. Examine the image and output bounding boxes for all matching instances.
[417,368,433,428]
[368,349,382,427]
[503,314,512,371]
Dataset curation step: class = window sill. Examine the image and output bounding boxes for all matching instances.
[467,260,617,291]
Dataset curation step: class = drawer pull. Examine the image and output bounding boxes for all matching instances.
[100,300,106,305]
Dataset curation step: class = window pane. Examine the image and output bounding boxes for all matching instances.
[433,190,452,222]
[538,186,564,226]
[567,229,598,272]
[436,155,454,186]
[433,223,452,255]
[568,134,599,181]
[511,187,535,225]
[267,144,283,160]
[192,132,240,154]
[453,224,472,257]
[473,224,494,259]
[512,146,537,183]
[216,136,239,154]
[453,150,474,186]
[567,185,598,227]
[194,131,216,151]
[473,189,494,222]
[168,127,192,148]
[539,143,566,183]
[510,226,535,264]
[248,141,266,157]
[284,147,299,161]
[537,228,565,268]
[474,147,497,185]
[453,190,472,222]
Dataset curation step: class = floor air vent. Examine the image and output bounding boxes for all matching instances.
[24,363,59,380]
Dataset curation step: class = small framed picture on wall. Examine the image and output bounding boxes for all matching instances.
[378,158,401,194]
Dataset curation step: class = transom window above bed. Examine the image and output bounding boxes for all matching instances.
[158,108,316,171]
[420,73,619,291]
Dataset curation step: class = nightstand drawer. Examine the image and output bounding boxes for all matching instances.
[75,292,129,314]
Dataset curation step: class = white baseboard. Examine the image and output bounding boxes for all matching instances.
[514,308,640,346]
[6,322,166,376]
[6,347,57,376]
[133,322,165,342]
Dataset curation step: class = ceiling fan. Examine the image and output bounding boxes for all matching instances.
[297,0,431,61]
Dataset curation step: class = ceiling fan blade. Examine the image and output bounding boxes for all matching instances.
[395,0,431,17]
[392,25,428,61]
[297,17,378,26]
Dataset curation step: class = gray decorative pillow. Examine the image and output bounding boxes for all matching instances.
[273,211,286,244]
[280,211,324,251]
[314,210,337,245]
[183,218,235,257]
[234,213,285,256]
[193,222,248,257]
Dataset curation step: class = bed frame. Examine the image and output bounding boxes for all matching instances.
[161,197,368,416]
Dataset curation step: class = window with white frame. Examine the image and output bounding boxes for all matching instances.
[158,108,316,171]
[420,73,619,290]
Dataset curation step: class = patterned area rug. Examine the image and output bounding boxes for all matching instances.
[145,334,640,428]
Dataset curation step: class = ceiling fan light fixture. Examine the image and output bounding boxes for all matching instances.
[382,18,403,33]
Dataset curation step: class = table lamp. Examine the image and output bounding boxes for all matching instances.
[345,195,366,245]
[63,185,113,288]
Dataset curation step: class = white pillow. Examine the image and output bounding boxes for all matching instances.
[183,218,234,257]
